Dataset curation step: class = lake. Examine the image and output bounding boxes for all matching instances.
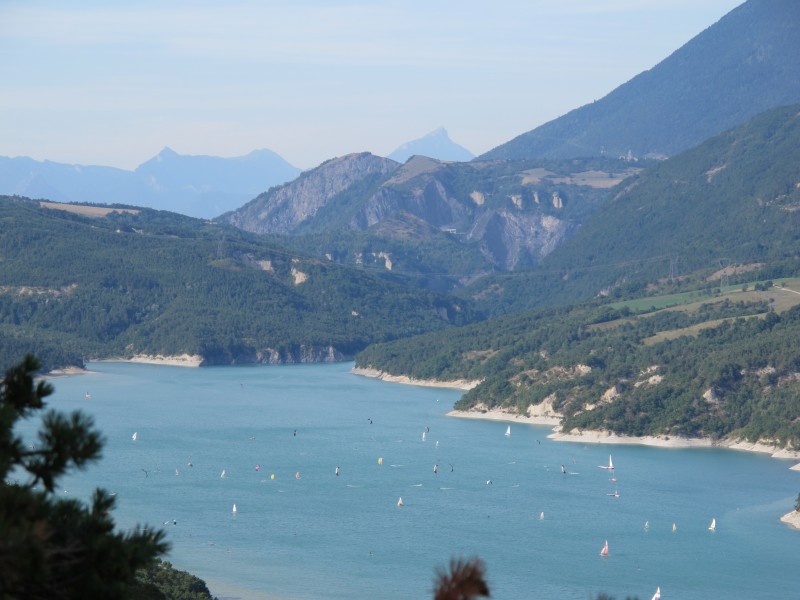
[26,361,800,599]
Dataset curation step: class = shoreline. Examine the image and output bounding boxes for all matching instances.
[90,353,204,368]
[445,407,800,466]
[355,368,800,467]
[445,405,561,426]
[780,510,800,531]
[351,366,481,391]
[44,354,204,377]
[44,365,90,378]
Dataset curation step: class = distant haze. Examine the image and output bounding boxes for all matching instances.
[0,1,742,170]
[387,128,474,163]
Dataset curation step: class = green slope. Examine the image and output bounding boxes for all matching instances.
[0,197,475,371]
[466,104,800,314]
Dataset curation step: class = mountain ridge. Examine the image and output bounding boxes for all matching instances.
[0,148,301,219]
[482,0,800,161]
[387,127,474,163]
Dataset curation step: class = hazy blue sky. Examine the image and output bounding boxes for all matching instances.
[1,1,743,170]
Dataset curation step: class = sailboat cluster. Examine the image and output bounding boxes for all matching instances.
[594,453,717,600]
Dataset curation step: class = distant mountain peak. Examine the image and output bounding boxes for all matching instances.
[388,128,474,163]
[156,146,178,160]
[0,147,301,219]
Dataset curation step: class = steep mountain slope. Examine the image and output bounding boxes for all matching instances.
[223,153,637,281]
[0,196,473,371]
[0,148,301,219]
[466,104,800,314]
[223,153,401,234]
[387,127,474,163]
[482,0,800,161]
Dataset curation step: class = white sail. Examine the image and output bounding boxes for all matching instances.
[597,455,614,469]
[232,503,237,514]
[132,431,138,441]
[599,540,609,556]
[651,587,661,600]
[644,520,649,530]
[505,425,511,437]
[672,522,677,532]
[709,517,716,531]
[397,497,404,508]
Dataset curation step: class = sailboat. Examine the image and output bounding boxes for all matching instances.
[599,540,609,556]
[644,520,649,530]
[672,522,677,533]
[504,425,511,437]
[651,587,661,600]
[131,431,138,442]
[397,497,404,508]
[597,455,614,470]
[539,511,544,521]
[232,503,237,514]
[709,517,716,531]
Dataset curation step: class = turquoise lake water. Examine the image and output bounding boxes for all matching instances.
[25,361,800,599]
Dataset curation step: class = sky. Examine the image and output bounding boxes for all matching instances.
[0,0,744,171]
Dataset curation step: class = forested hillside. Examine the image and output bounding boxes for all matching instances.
[0,197,474,371]
[465,104,800,315]
[357,284,800,447]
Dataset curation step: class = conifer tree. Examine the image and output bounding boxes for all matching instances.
[0,355,168,599]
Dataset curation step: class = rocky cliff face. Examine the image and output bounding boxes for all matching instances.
[222,153,624,276]
[468,210,571,271]
[225,152,399,234]
[201,345,349,365]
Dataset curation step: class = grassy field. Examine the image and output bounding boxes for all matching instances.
[598,279,800,344]
[40,201,140,218]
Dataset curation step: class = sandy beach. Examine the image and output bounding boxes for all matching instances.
[446,403,561,426]
[95,353,204,367]
[780,510,800,531]
[352,366,481,390]
[43,355,202,378]
[44,365,89,378]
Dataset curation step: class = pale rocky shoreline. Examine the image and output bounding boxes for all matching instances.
[351,366,481,390]
[116,353,203,367]
[44,354,203,377]
[447,406,800,463]
[780,510,800,530]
